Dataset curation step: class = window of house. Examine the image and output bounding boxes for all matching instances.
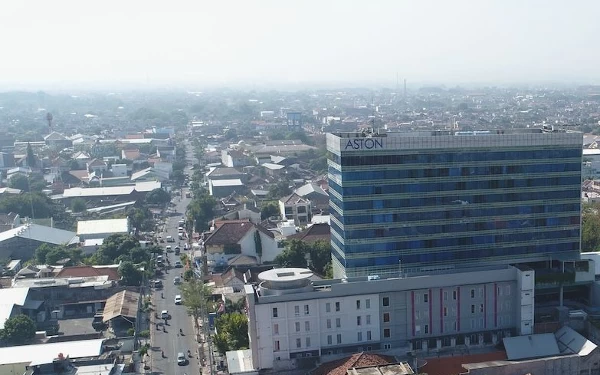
[366,299,371,309]
[273,324,279,335]
[294,305,300,316]
[295,322,300,332]
[326,302,331,313]
[335,301,340,311]
[337,334,342,344]
[305,321,310,331]
[336,318,341,328]
[383,297,390,306]
[443,291,448,301]
[470,289,475,298]
[497,286,503,296]
[327,319,331,329]
[358,332,363,341]
[479,287,484,298]
[453,290,457,300]
[366,315,371,325]
[297,206,306,213]
[304,304,310,315]
[272,308,278,318]
[384,343,392,349]
[356,300,361,309]
[424,324,429,334]
[274,340,280,351]
[480,304,484,313]
[367,330,372,341]
[443,307,448,317]
[357,316,362,326]
[471,305,475,314]
[306,337,311,347]
[383,312,390,323]
[327,335,332,345]
[423,293,429,303]
[296,338,301,348]
[384,328,391,338]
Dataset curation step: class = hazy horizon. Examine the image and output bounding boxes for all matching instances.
[2,0,599,91]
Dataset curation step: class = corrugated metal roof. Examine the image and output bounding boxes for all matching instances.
[555,325,597,356]
[103,290,139,322]
[503,333,560,360]
[0,224,76,246]
[211,179,244,187]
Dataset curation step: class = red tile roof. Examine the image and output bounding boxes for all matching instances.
[55,265,119,281]
[312,353,396,375]
[420,351,507,375]
[289,223,330,243]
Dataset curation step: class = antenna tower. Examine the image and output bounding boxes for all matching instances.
[46,112,53,133]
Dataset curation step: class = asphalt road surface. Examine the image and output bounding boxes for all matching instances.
[151,177,199,374]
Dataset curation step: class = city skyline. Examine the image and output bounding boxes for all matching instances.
[1,0,600,90]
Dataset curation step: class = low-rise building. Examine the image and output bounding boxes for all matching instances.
[246,266,534,371]
[0,224,77,261]
[280,193,311,225]
[77,218,130,242]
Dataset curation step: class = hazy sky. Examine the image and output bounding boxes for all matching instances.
[1,0,599,89]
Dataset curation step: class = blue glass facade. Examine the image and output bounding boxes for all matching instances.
[327,131,583,278]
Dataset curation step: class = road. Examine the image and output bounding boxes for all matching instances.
[151,171,198,374]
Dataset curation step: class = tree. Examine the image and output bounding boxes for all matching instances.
[89,234,139,265]
[260,202,279,220]
[180,279,213,330]
[8,174,29,191]
[45,247,70,265]
[0,193,52,217]
[254,230,262,259]
[71,198,87,213]
[145,188,171,205]
[118,261,143,286]
[171,170,186,186]
[0,314,36,345]
[213,312,249,354]
[187,194,216,233]
[583,203,600,251]
[26,143,36,167]
[274,239,332,277]
[35,243,54,264]
[268,180,292,199]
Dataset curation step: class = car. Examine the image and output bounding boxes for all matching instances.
[178,227,184,233]
[177,352,187,365]
[153,280,163,288]
[184,243,189,250]
[174,295,182,304]
[174,276,181,284]
[167,236,174,243]
[160,310,170,319]
[165,245,173,252]
[174,260,182,268]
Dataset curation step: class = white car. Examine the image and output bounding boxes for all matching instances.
[174,295,182,305]
[177,352,187,365]
[174,276,181,284]
[160,310,169,319]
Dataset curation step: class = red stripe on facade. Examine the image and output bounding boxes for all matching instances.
[457,288,461,331]
[411,291,416,336]
[440,289,444,334]
[494,282,498,327]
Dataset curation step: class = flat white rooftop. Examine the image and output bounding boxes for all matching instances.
[77,218,129,235]
[0,338,104,366]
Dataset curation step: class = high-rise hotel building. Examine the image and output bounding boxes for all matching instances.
[327,130,583,279]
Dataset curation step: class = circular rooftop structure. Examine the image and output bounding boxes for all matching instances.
[258,268,314,296]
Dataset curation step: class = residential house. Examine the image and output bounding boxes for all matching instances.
[77,218,130,242]
[288,223,330,243]
[44,131,73,149]
[203,220,279,265]
[0,151,15,170]
[222,149,250,168]
[131,167,169,182]
[280,193,311,225]
[86,159,108,174]
[295,182,329,213]
[156,146,176,162]
[72,151,92,168]
[0,287,46,332]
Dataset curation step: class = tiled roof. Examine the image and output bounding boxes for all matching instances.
[204,222,255,246]
[288,223,330,243]
[280,192,308,204]
[55,265,119,281]
[311,353,396,375]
